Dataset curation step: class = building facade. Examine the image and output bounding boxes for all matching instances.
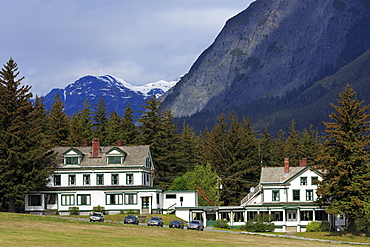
[25,139,198,215]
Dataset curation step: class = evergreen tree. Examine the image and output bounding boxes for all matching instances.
[34,96,52,145]
[93,97,108,145]
[285,120,302,165]
[315,85,370,233]
[300,125,322,165]
[0,59,54,212]
[48,93,70,146]
[202,113,259,205]
[68,98,93,145]
[138,97,178,188]
[121,103,141,145]
[105,111,125,145]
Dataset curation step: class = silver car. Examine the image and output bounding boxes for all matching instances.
[147,217,163,227]
[90,212,104,222]
[187,220,204,231]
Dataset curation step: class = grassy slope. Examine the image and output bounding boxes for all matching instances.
[0,213,365,247]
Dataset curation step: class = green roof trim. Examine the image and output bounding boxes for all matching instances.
[62,148,83,156]
[284,166,322,184]
[105,147,126,155]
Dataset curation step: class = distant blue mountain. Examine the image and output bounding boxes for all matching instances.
[41,75,178,119]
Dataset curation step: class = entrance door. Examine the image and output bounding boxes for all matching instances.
[206,212,216,227]
[141,197,150,215]
[286,210,297,221]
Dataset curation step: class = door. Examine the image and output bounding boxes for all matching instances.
[286,210,297,222]
[141,197,150,215]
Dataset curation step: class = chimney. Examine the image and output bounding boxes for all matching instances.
[117,140,123,146]
[83,141,89,147]
[284,158,289,174]
[91,138,100,157]
[300,158,307,167]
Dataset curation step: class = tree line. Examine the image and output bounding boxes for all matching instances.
[1,59,370,233]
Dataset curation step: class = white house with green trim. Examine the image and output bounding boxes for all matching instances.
[182,158,345,232]
[24,139,198,216]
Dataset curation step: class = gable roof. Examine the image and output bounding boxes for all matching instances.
[260,166,322,184]
[53,145,152,168]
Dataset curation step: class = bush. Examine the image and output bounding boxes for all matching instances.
[214,219,230,229]
[69,206,80,215]
[239,214,275,232]
[306,221,330,232]
[92,205,106,214]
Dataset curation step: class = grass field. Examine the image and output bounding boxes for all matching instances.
[0,213,365,247]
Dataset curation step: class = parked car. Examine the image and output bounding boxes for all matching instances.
[147,216,164,227]
[169,220,184,229]
[124,215,139,225]
[187,220,204,231]
[90,212,104,222]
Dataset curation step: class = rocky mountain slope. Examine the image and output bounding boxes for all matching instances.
[42,75,177,118]
[162,0,370,133]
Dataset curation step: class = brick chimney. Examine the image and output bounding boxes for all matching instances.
[83,141,89,147]
[300,158,307,167]
[284,158,289,174]
[91,138,101,157]
[116,140,123,146]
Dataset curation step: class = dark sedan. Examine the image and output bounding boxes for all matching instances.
[169,220,184,229]
[124,215,139,225]
[187,220,204,231]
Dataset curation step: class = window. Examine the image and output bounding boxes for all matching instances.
[54,175,61,186]
[65,157,79,165]
[293,190,300,201]
[97,174,104,185]
[311,177,318,185]
[234,212,244,222]
[107,156,122,164]
[165,194,176,199]
[77,194,91,205]
[300,210,313,221]
[300,177,307,185]
[272,211,283,221]
[126,174,133,185]
[83,174,90,185]
[61,194,75,206]
[69,175,76,186]
[272,190,280,201]
[111,174,119,185]
[46,194,56,204]
[247,211,257,221]
[106,194,123,205]
[315,210,328,221]
[306,190,314,201]
[219,212,230,221]
[124,193,137,205]
[28,195,42,206]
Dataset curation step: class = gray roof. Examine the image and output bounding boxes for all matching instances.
[260,166,307,183]
[53,145,152,168]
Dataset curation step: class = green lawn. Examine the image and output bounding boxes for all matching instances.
[0,213,366,246]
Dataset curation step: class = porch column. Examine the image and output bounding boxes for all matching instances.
[282,209,286,232]
[297,208,301,232]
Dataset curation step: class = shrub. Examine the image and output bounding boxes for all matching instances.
[69,206,80,215]
[306,221,321,232]
[214,219,230,229]
[92,205,106,214]
[239,214,275,232]
[320,221,331,231]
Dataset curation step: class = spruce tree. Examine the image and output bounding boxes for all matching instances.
[122,103,141,145]
[0,59,54,212]
[48,93,70,146]
[315,85,370,233]
[105,111,125,145]
[93,97,108,145]
[68,98,93,146]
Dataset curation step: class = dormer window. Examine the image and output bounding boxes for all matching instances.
[63,148,83,165]
[106,147,126,165]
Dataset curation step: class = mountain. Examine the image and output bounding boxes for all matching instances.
[162,0,370,134]
[41,75,178,118]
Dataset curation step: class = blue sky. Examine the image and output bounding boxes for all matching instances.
[0,0,254,96]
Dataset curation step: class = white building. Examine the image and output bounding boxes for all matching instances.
[184,158,345,232]
[24,139,198,216]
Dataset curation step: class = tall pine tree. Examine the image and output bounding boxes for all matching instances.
[48,93,70,146]
[0,59,54,212]
[93,97,108,145]
[315,85,370,233]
